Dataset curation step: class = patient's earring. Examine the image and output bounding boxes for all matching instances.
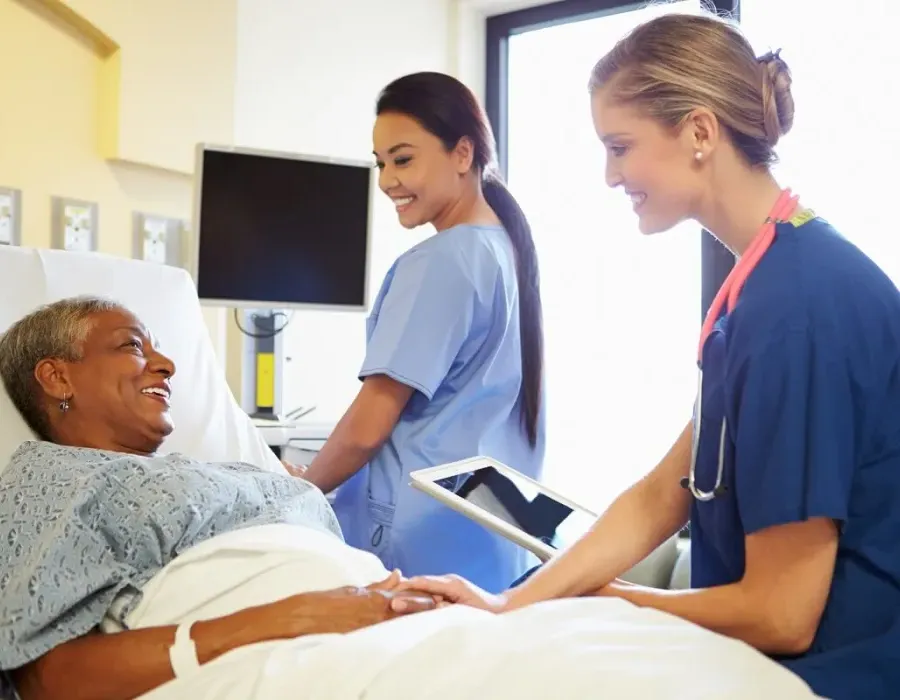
[694,151,703,161]
[59,394,70,413]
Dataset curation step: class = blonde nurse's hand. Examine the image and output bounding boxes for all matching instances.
[392,574,503,612]
[366,569,405,592]
[281,460,308,478]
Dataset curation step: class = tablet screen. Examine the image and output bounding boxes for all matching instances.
[437,466,596,550]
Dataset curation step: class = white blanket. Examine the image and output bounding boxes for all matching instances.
[109,525,821,700]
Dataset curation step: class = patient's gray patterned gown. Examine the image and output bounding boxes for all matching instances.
[0,440,341,678]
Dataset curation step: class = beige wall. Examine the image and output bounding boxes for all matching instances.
[61,0,236,175]
[0,0,235,360]
[0,0,527,407]
[232,0,453,419]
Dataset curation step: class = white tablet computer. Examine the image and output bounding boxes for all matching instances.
[409,456,598,562]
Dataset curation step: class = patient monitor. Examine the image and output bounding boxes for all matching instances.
[191,144,374,420]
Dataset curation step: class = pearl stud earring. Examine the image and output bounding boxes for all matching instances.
[694,151,703,161]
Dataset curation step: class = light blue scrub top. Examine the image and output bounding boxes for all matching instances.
[331,223,545,593]
[691,215,900,699]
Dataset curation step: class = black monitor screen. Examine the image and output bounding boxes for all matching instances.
[194,148,371,308]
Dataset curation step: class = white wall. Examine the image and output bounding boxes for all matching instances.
[234,0,454,420]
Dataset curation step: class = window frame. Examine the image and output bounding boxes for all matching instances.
[484,0,741,322]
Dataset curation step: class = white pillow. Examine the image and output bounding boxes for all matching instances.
[0,246,283,474]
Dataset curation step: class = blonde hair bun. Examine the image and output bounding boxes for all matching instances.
[758,49,795,145]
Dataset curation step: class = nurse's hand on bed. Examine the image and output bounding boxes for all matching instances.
[390,574,505,613]
[281,459,308,477]
[367,569,404,591]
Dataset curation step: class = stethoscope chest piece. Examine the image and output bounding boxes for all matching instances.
[683,367,729,502]
[680,475,728,501]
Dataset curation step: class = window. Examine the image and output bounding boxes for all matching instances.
[740,0,900,285]
[486,1,736,510]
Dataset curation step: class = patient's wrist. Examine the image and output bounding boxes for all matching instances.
[192,612,265,664]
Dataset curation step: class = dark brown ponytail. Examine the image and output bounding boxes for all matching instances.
[482,172,543,447]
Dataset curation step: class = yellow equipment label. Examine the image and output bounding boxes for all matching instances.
[256,352,275,408]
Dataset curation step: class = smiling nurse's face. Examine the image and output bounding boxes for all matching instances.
[591,89,704,236]
[372,112,466,230]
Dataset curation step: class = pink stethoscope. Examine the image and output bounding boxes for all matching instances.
[680,188,800,502]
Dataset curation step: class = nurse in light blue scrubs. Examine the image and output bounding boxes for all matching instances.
[301,72,545,592]
[396,13,900,699]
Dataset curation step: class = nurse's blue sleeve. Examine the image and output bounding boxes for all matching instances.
[360,250,484,399]
[730,326,855,534]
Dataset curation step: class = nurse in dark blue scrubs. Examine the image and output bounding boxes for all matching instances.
[396,12,900,700]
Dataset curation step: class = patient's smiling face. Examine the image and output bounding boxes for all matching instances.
[35,308,177,455]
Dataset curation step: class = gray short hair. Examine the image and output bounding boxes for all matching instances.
[0,296,124,440]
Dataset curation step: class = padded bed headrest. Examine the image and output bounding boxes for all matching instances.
[0,245,283,474]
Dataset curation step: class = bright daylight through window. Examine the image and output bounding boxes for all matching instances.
[506,1,704,510]
[740,0,900,285]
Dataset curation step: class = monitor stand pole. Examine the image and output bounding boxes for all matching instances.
[242,309,284,421]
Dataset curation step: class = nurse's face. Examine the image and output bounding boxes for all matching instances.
[591,90,703,235]
[373,112,468,230]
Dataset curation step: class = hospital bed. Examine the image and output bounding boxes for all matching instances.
[0,245,823,699]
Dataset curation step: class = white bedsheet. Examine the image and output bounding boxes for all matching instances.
[111,525,822,700]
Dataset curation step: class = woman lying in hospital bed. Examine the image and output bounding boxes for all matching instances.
[0,297,821,700]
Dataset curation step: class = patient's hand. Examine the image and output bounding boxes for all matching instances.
[245,573,438,638]
[392,574,505,613]
[14,572,437,700]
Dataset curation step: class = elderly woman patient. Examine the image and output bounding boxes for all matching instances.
[0,297,436,700]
